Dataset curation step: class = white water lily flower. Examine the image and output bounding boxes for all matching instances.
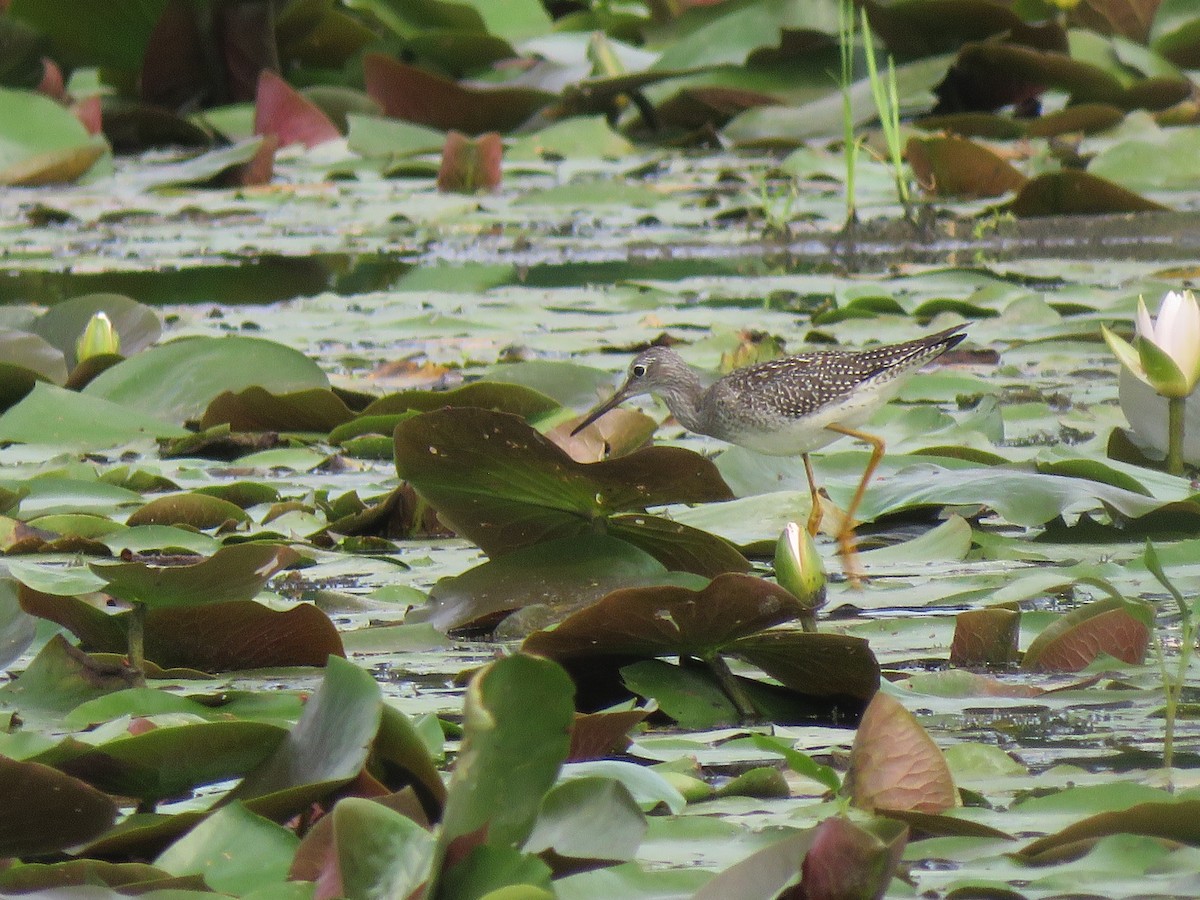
[1103,290,1200,399]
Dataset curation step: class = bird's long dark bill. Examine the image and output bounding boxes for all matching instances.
[570,389,630,436]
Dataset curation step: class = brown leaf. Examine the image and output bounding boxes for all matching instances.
[1070,0,1160,43]
[907,135,1028,198]
[568,707,651,760]
[523,573,801,660]
[254,69,340,148]
[949,606,1021,667]
[363,54,552,134]
[436,131,502,194]
[845,692,958,815]
[795,816,908,900]
[1021,596,1151,672]
[0,757,118,857]
[1005,170,1170,217]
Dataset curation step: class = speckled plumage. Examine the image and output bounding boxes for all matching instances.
[572,324,967,453]
[571,323,968,582]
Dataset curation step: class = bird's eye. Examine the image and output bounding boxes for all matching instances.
[632,364,647,377]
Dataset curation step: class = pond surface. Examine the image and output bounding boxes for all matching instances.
[3,147,1200,898]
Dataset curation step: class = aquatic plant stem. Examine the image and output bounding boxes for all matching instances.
[704,654,758,723]
[128,602,147,687]
[1167,395,1185,475]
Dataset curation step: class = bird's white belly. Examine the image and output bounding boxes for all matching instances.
[731,379,902,457]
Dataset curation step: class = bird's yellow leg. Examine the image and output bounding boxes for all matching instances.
[824,423,887,586]
[802,452,823,536]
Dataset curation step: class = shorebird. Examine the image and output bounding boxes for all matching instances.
[571,324,967,581]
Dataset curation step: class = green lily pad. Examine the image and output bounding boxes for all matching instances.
[124,492,252,529]
[435,655,574,870]
[394,407,740,574]
[84,335,330,424]
[89,543,300,608]
[0,87,105,184]
[55,720,288,802]
[307,796,435,900]
[229,655,383,820]
[155,802,299,895]
[0,382,188,448]
[417,534,672,633]
[0,635,137,720]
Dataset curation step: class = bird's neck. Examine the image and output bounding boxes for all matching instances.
[657,370,709,434]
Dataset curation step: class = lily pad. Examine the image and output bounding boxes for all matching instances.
[89,543,300,608]
[844,692,959,815]
[0,756,118,857]
[229,655,383,819]
[1021,594,1152,672]
[435,655,574,868]
[200,386,357,433]
[0,382,188,448]
[19,589,345,672]
[84,335,330,424]
[394,407,741,574]
[522,574,802,660]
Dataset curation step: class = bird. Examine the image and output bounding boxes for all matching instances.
[571,324,968,582]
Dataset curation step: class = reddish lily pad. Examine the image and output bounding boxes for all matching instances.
[522,574,802,660]
[363,54,552,134]
[0,756,118,857]
[89,543,299,608]
[20,588,345,672]
[253,68,340,148]
[949,606,1021,667]
[569,707,652,761]
[845,692,959,815]
[799,815,908,900]
[437,131,502,194]
[1021,595,1152,672]
[907,134,1027,198]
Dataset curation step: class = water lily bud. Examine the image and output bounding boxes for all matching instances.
[775,522,826,614]
[1103,290,1200,400]
[76,311,120,361]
